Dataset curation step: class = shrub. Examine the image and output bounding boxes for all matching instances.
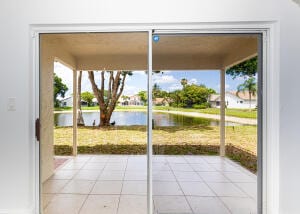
[192,103,210,109]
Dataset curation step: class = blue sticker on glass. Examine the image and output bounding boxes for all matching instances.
[153,35,160,43]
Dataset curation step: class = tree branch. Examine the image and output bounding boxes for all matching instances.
[106,71,114,107]
[88,71,105,111]
[116,73,127,101]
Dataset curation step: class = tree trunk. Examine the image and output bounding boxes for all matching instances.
[88,70,128,127]
[249,92,252,111]
[100,110,110,126]
[77,71,85,125]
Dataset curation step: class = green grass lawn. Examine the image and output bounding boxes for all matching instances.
[55,105,257,119]
[54,125,257,155]
[154,106,257,119]
[54,106,73,111]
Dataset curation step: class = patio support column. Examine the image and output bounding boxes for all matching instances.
[220,68,226,157]
[147,30,153,214]
[72,69,78,156]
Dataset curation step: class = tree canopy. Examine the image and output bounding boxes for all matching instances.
[138,91,147,104]
[169,84,215,108]
[54,73,68,107]
[226,56,257,79]
[81,91,95,106]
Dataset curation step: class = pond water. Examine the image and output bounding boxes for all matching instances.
[54,111,242,127]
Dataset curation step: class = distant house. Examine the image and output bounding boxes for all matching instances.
[119,95,144,106]
[59,96,73,107]
[153,97,172,106]
[59,96,98,107]
[209,91,257,109]
[91,98,99,106]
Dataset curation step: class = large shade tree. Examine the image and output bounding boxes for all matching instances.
[169,84,215,108]
[138,91,147,104]
[81,91,95,106]
[226,56,258,110]
[54,73,68,107]
[226,56,257,79]
[88,70,132,126]
[181,84,213,108]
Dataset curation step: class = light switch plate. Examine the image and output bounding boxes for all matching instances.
[7,97,16,111]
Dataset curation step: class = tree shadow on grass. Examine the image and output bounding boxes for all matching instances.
[75,125,215,133]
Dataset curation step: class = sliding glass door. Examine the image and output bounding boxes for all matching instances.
[40,31,262,214]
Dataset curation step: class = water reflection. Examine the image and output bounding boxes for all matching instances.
[54,111,242,127]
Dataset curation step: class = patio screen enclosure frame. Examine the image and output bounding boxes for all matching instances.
[31,23,278,214]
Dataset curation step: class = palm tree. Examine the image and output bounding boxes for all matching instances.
[237,77,257,110]
[180,78,188,89]
[152,83,161,99]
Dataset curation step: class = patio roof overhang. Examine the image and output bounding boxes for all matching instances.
[41,33,258,71]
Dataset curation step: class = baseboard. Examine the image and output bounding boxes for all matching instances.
[0,206,35,214]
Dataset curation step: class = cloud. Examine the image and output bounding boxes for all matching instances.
[153,75,178,84]
[168,83,182,91]
[54,62,73,97]
[235,76,248,81]
[81,72,93,92]
[189,78,198,85]
[123,85,139,95]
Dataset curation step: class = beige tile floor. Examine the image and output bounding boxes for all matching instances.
[42,155,257,214]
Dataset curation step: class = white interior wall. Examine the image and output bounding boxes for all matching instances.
[0,0,299,213]
[278,2,300,213]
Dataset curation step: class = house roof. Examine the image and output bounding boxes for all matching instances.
[154,97,172,104]
[229,91,257,100]
[154,98,165,103]
[58,96,72,101]
[209,94,220,101]
[209,91,257,102]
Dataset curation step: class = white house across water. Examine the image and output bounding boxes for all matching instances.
[209,92,257,109]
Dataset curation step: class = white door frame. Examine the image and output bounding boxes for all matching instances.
[30,22,279,214]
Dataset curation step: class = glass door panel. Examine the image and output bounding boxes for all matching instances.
[40,32,149,214]
[151,33,259,214]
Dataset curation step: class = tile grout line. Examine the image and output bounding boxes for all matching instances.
[77,156,108,214]
[44,155,257,214]
[42,157,79,211]
[116,156,128,214]
[217,166,257,200]
[186,156,233,214]
[194,156,233,214]
[167,156,194,214]
[43,156,92,213]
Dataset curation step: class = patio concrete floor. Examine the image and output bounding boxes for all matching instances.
[42,155,257,214]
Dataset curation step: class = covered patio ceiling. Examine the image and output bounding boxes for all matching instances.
[41,32,258,71]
